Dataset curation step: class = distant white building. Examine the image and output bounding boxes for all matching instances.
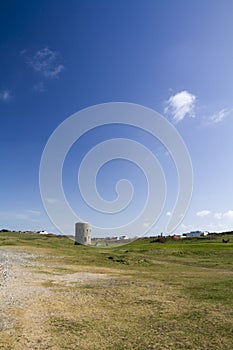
[181,230,209,238]
[75,222,91,245]
[202,231,209,236]
[119,235,129,240]
[39,230,48,235]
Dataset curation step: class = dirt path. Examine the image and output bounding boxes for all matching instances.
[0,248,110,350]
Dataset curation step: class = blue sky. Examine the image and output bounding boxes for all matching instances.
[1,0,233,236]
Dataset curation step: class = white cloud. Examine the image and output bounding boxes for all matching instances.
[0,90,12,102]
[214,210,233,220]
[209,108,233,124]
[223,210,233,219]
[166,211,172,216]
[214,212,222,220]
[196,210,211,217]
[164,90,196,122]
[180,209,233,234]
[27,47,64,79]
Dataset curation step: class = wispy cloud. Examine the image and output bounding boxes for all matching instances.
[214,212,222,220]
[164,90,196,122]
[214,210,233,220]
[209,108,233,124]
[224,210,233,219]
[27,210,41,216]
[27,47,64,79]
[0,211,39,223]
[196,210,211,217]
[33,81,45,92]
[0,90,12,102]
[46,197,60,205]
[15,209,41,222]
[0,209,41,222]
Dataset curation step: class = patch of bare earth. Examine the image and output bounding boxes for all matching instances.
[0,248,111,349]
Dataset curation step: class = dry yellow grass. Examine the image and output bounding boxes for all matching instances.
[1,235,233,350]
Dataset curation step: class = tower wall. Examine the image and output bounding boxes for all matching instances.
[75,222,91,245]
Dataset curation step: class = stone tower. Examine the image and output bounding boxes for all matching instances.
[75,222,91,245]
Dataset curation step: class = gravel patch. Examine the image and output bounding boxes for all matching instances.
[0,249,51,332]
[51,272,110,286]
[0,248,110,334]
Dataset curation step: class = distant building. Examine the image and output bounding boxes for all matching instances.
[119,235,129,240]
[75,222,91,245]
[171,234,180,239]
[181,230,209,238]
[39,230,48,235]
[187,231,202,237]
[201,231,209,236]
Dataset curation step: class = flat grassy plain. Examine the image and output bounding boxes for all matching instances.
[0,231,233,350]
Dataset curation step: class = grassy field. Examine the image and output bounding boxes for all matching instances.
[0,231,233,349]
